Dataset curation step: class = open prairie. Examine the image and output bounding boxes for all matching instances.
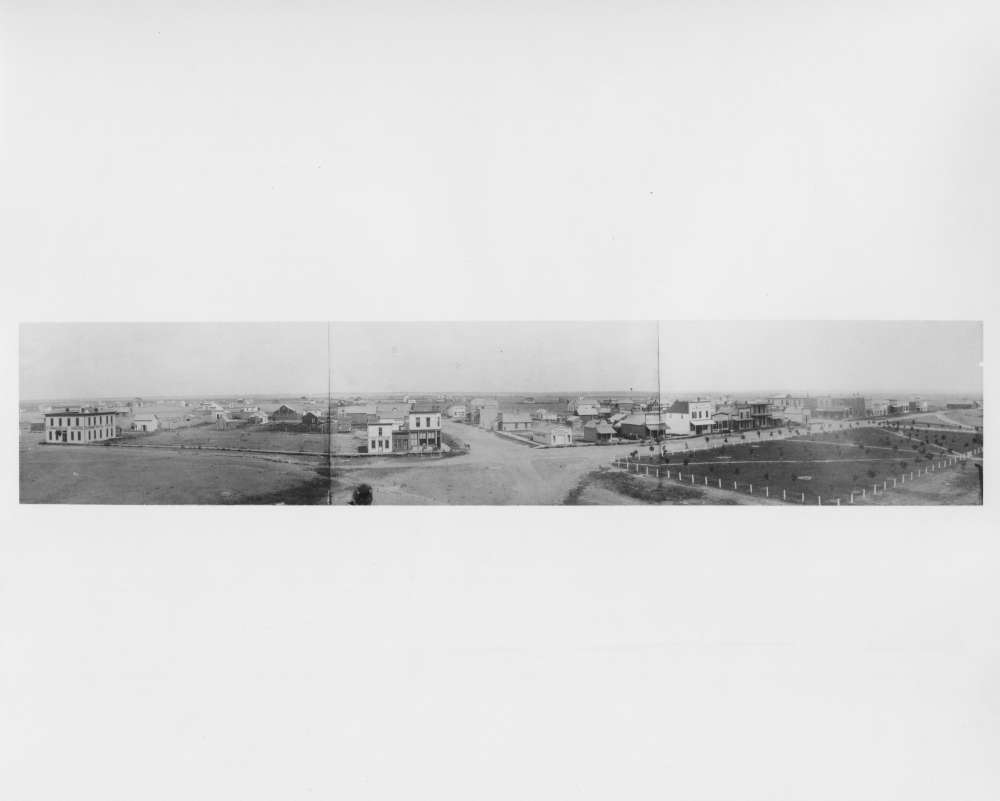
[19,431,330,504]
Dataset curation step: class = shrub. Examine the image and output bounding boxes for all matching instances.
[349,484,373,505]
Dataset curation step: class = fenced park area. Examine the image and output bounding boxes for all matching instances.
[611,427,983,505]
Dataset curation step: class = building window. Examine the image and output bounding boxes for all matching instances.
[415,417,420,427]
[371,440,376,449]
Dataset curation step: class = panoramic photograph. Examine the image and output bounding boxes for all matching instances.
[19,321,983,506]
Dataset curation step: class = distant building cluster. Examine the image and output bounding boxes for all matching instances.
[31,390,974,452]
[442,392,950,444]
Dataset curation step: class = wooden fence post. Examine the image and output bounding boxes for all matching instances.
[783,489,787,500]
[850,492,854,503]
[801,492,805,503]
[718,479,722,489]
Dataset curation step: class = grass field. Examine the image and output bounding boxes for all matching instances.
[810,425,982,456]
[20,431,332,504]
[622,428,981,505]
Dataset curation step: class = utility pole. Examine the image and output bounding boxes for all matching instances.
[656,321,663,441]
[327,321,333,505]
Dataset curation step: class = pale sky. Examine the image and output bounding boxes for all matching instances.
[20,321,980,399]
[330,322,658,393]
[2,1,996,311]
[19,323,329,400]
[658,321,983,396]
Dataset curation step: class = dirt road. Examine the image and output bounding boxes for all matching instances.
[330,420,866,505]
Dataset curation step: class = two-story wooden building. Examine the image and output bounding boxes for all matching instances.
[44,408,118,444]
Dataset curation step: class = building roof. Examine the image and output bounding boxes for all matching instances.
[535,422,571,433]
[133,413,159,422]
[376,404,411,419]
[585,421,615,434]
[341,404,377,415]
[501,413,532,424]
[666,401,689,413]
[45,408,118,417]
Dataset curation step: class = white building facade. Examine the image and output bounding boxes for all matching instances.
[533,425,573,446]
[367,420,399,455]
[44,408,118,444]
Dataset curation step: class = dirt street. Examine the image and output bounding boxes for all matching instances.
[329,420,861,505]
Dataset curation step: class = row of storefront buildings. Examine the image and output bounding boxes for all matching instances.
[466,394,935,443]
